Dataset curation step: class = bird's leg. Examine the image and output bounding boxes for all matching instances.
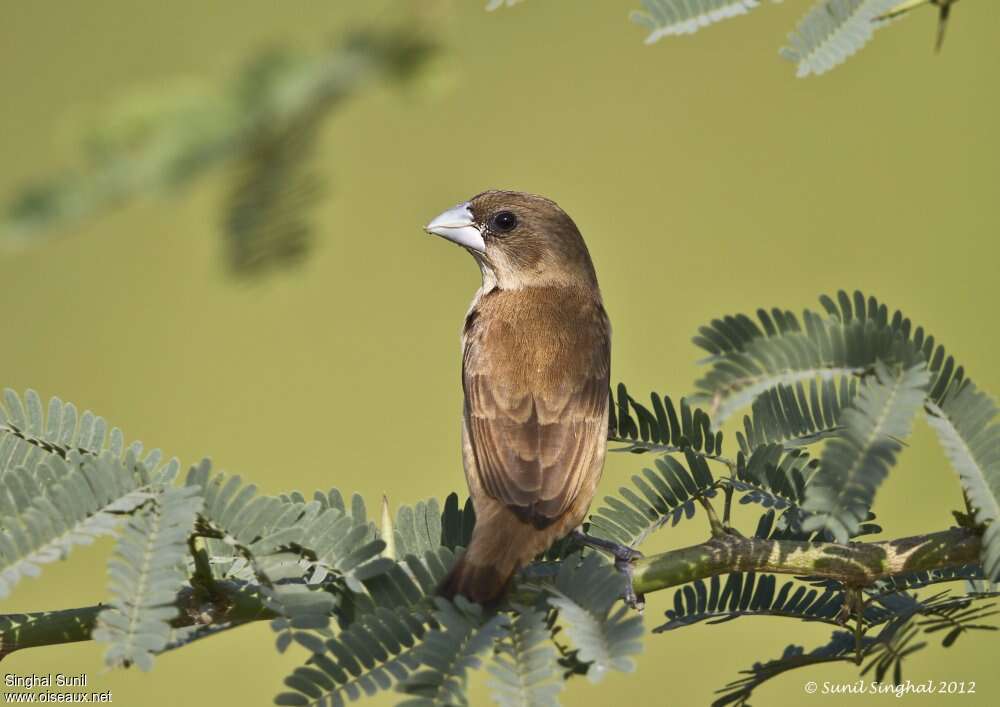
[570,530,645,612]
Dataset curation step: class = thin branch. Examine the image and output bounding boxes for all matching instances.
[697,495,726,538]
[607,438,737,473]
[0,580,275,659]
[631,527,981,596]
[0,528,981,657]
[722,483,735,527]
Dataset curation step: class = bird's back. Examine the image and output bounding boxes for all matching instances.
[461,285,611,529]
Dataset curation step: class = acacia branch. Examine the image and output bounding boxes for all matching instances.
[631,527,981,595]
[0,528,981,657]
[0,581,275,659]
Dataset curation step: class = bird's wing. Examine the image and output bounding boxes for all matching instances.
[462,298,610,527]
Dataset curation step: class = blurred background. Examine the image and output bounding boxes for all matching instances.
[2,0,998,704]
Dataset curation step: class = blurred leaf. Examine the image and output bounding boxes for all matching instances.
[2,28,438,279]
[486,0,526,10]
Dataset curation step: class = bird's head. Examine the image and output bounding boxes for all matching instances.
[424,190,597,290]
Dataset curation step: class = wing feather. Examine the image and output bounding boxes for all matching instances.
[462,288,610,527]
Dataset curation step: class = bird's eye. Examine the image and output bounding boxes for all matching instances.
[491,211,518,233]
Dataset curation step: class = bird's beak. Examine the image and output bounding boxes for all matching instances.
[424,202,486,253]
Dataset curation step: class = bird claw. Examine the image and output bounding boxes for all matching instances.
[616,556,646,612]
[570,530,645,612]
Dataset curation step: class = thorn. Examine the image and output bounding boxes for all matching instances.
[380,494,396,561]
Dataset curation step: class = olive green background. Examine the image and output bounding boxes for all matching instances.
[2,1,998,705]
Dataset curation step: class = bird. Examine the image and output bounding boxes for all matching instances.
[424,190,640,606]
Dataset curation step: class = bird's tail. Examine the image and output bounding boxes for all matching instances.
[439,504,553,605]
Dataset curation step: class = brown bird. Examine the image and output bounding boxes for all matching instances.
[425,190,638,606]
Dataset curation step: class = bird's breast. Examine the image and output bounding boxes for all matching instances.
[462,286,610,401]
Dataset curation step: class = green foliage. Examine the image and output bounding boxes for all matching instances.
[801,361,930,542]
[398,597,509,705]
[860,621,926,685]
[656,571,889,631]
[631,0,769,43]
[359,548,458,616]
[488,605,563,707]
[869,563,984,596]
[546,555,644,683]
[691,288,999,574]
[589,448,717,547]
[781,0,900,77]
[0,388,179,488]
[714,629,863,707]
[391,497,445,560]
[187,465,384,590]
[92,484,202,671]
[926,383,1000,581]
[275,605,431,706]
[692,289,964,438]
[3,288,999,705]
[712,594,994,707]
[609,383,723,456]
[0,449,155,599]
[273,494,479,704]
[1,388,118,466]
[439,493,476,552]
[713,605,982,707]
[735,377,858,455]
[915,595,999,647]
[627,0,955,76]
[734,444,813,514]
[1,29,438,278]
[690,300,920,427]
[223,71,323,277]
[486,0,526,10]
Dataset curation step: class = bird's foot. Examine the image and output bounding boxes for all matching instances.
[615,555,645,612]
[570,531,646,612]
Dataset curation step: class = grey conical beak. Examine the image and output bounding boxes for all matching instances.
[424,202,486,253]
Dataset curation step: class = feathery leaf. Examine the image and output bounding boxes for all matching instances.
[802,362,930,542]
[736,377,858,455]
[0,388,177,488]
[546,556,643,683]
[397,597,509,705]
[393,498,443,560]
[487,605,562,707]
[0,451,155,598]
[781,0,902,78]
[657,572,890,631]
[276,604,432,706]
[926,381,1000,581]
[439,493,476,552]
[588,449,717,548]
[692,290,959,428]
[714,630,867,706]
[92,484,202,671]
[631,0,768,44]
[733,444,814,512]
[609,384,723,457]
